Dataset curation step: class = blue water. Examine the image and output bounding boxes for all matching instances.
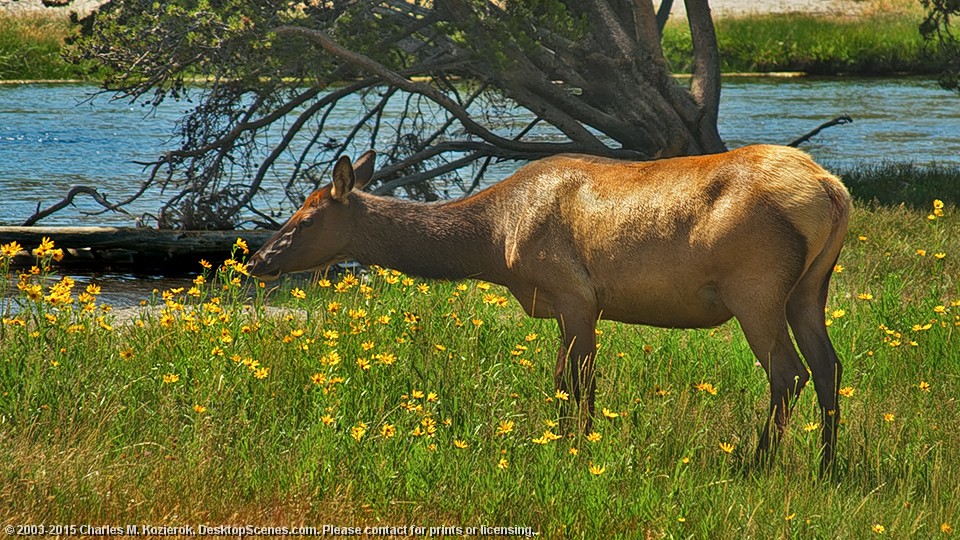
[1,77,959,227]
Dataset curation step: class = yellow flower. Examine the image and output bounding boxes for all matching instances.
[694,382,718,395]
[356,357,370,371]
[321,414,334,426]
[417,283,430,294]
[0,240,23,258]
[719,441,735,454]
[934,252,947,260]
[193,404,207,414]
[380,423,396,439]
[919,381,931,392]
[838,386,855,397]
[586,432,602,443]
[569,447,579,456]
[321,351,341,366]
[883,413,895,422]
[234,237,249,255]
[496,420,514,436]
[497,457,509,470]
[119,349,134,360]
[85,283,101,296]
[453,439,468,449]
[351,422,368,442]
[426,392,438,402]
[831,309,846,319]
[872,523,885,534]
[317,278,331,288]
[602,408,619,419]
[411,389,425,399]
[681,456,690,464]
[803,422,819,432]
[253,367,269,379]
[934,305,947,314]
[858,293,874,301]
[434,343,447,352]
[374,352,396,365]
[162,373,180,384]
[290,287,306,299]
[942,522,953,534]
[917,249,927,257]
[833,264,844,273]
[32,236,55,257]
[589,463,605,476]
[525,333,538,342]
[858,235,868,242]
[199,259,212,269]
[555,389,570,401]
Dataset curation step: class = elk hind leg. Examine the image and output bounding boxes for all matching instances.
[787,268,843,470]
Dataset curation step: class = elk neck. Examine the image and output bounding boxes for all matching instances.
[348,192,507,282]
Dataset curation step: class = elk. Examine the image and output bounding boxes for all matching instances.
[247,145,851,469]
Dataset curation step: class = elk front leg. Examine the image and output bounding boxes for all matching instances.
[555,310,598,433]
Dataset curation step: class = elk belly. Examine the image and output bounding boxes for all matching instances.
[597,280,733,329]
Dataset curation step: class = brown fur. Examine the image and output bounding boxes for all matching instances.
[248,145,852,469]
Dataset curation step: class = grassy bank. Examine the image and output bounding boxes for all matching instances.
[0,9,949,81]
[665,12,943,75]
[0,13,88,81]
[1,194,959,537]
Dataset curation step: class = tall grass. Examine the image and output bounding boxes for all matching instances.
[1,198,959,538]
[663,13,946,75]
[0,13,87,81]
[843,163,960,209]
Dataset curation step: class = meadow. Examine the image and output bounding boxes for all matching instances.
[1,196,958,538]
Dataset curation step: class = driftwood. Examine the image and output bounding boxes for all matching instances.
[788,115,853,148]
[0,227,275,272]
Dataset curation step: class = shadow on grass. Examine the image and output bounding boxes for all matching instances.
[840,163,960,209]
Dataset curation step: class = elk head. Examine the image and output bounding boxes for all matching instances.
[247,150,376,280]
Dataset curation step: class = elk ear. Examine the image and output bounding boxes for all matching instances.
[352,150,377,191]
[330,155,355,202]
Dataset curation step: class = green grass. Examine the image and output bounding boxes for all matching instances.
[843,163,960,209]
[1,197,959,538]
[664,13,946,75]
[0,13,91,81]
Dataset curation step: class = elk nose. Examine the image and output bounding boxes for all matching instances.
[247,257,282,281]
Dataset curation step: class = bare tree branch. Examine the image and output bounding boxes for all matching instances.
[788,115,853,147]
[23,186,135,226]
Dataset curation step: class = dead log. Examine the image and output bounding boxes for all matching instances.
[0,227,275,272]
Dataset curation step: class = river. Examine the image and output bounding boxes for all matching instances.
[2,77,959,228]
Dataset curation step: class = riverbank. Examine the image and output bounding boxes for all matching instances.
[0,5,947,81]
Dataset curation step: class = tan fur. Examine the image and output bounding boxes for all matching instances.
[248,145,852,469]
